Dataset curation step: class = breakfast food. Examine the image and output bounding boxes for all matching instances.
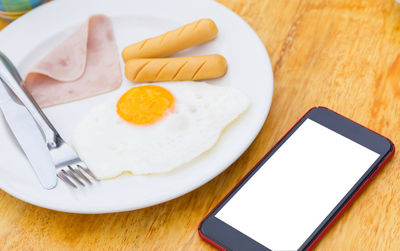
[24,14,121,107]
[122,18,227,83]
[122,18,218,62]
[73,81,249,179]
[125,54,227,82]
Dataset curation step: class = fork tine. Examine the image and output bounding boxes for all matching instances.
[78,164,100,181]
[70,165,92,184]
[57,170,77,189]
[65,167,85,186]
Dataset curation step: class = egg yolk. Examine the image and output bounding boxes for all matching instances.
[117,85,175,125]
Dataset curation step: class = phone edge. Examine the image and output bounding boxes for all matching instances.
[198,106,395,250]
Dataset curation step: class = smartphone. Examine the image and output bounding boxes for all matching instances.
[199,107,394,251]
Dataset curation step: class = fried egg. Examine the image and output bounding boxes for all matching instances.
[73,81,249,179]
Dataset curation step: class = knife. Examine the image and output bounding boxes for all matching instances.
[0,80,57,189]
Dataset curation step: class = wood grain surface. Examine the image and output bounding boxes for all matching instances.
[1,0,400,250]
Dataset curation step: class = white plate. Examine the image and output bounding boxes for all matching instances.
[0,0,273,213]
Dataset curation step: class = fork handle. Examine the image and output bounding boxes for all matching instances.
[0,51,61,147]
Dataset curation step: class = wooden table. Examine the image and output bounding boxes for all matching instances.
[1,0,400,249]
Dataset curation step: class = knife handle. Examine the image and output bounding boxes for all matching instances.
[0,51,61,147]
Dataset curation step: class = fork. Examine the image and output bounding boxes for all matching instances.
[0,51,98,188]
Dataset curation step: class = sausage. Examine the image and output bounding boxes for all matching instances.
[124,54,227,82]
[122,19,218,62]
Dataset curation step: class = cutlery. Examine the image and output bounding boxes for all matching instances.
[0,81,57,189]
[0,51,99,188]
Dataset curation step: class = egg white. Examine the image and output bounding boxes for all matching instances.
[72,81,249,179]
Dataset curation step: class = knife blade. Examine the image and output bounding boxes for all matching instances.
[0,80,57,189]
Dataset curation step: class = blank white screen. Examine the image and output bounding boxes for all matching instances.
[215,119,380,250]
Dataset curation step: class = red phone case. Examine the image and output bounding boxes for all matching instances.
[198,107,395,250]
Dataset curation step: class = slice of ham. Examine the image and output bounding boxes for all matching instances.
[24,14,122,107]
